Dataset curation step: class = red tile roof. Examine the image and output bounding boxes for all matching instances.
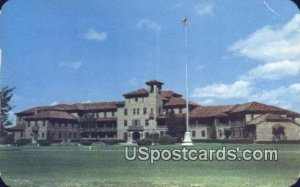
[231,102,287,113]
[72,102,121,111]
[164,97,199,108]
[190,105,236,118]
[25,111,77,120]
[161,90,182,98]
[123,88,149,97]
[247,113,295,125]
[17,101,124,114]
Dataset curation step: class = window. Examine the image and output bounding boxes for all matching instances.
[42,121,46,126]
[65,124,68,128]
[159,108,161,114]
[65,132,67,138]
[124,109,127,116]
[160,131,164,136]
[179,108,182,114]
[132,120,140,126]
[27,122,30,127]
[58,132,61,139]
[137,108,140,115]
[59,123,62,128]
[133,109,136,115]
[52,123,55,128]
[124,120,128,127]
[151,108,154,114]
[104,112,107,118]
[72,124,74,128]
[42,132,45,138]
[143,108,147,115]
[20,132,24,137]
[145,132,150,138]
[192,131,196,138]
[150,86,154,93]
[52,132,55,138]
[69,132,72,138]
[201,130,206,137]
[135,97,138,102]
[145,119,149,126]
[35,121,38,126]
[96,113,99,118]
[112,111,115,117]
[73,133,77,139]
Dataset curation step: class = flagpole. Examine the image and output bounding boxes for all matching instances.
[182,17,193,146]
[185,19,189,133]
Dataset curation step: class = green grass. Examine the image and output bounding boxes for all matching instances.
[0,143,299,187]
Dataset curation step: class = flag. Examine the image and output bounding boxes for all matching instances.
[0,0,8,11]
[182,17,188,26]
[290,0,300,10]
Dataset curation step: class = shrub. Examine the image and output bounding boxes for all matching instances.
[137,139,152,146]
[38,140,51,146]
[15,139,31,146]
[158,135,176,145]
[149,133,159,143]
[80,140,93,146]
[0,134,14,144]
[103,139,124,145]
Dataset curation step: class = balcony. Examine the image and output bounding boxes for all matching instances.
[128,125,144,131]
[80,127,117,133]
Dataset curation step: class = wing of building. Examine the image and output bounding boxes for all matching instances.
[6,80,300,143]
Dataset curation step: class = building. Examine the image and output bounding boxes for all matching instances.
[8,80,300,143]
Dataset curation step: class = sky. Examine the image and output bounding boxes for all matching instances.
[0,0,299,122]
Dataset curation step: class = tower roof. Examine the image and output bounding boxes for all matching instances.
[145,80,164,86]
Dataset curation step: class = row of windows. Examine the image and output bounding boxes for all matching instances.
[26,131,78,139]
[27,121,78,129]
[166,108,183,114]
[124,119,149,126]
[191,130,206,138]
[128,97,145,103]
[81,123,117,128]
[124,108,154,116]
[91,111,115,118]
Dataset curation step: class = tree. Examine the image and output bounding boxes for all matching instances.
[166,113,186,142]
[0,86,15,136]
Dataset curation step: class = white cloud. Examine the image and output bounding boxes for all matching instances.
[201,99,215,105]
[192,80,252,99]
[137,19,161,32]
[249,83,300,111]
[194,3,214,16]
[82,100,91,103]
[59,61,82,70]
[229,14,300,62]
[50,101,59,106]
[83,28,107,42]
[244,60,300,80]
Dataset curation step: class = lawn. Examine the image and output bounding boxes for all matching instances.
[0,143,299,187]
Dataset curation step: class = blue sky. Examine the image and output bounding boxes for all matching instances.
[0,0,299,120]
